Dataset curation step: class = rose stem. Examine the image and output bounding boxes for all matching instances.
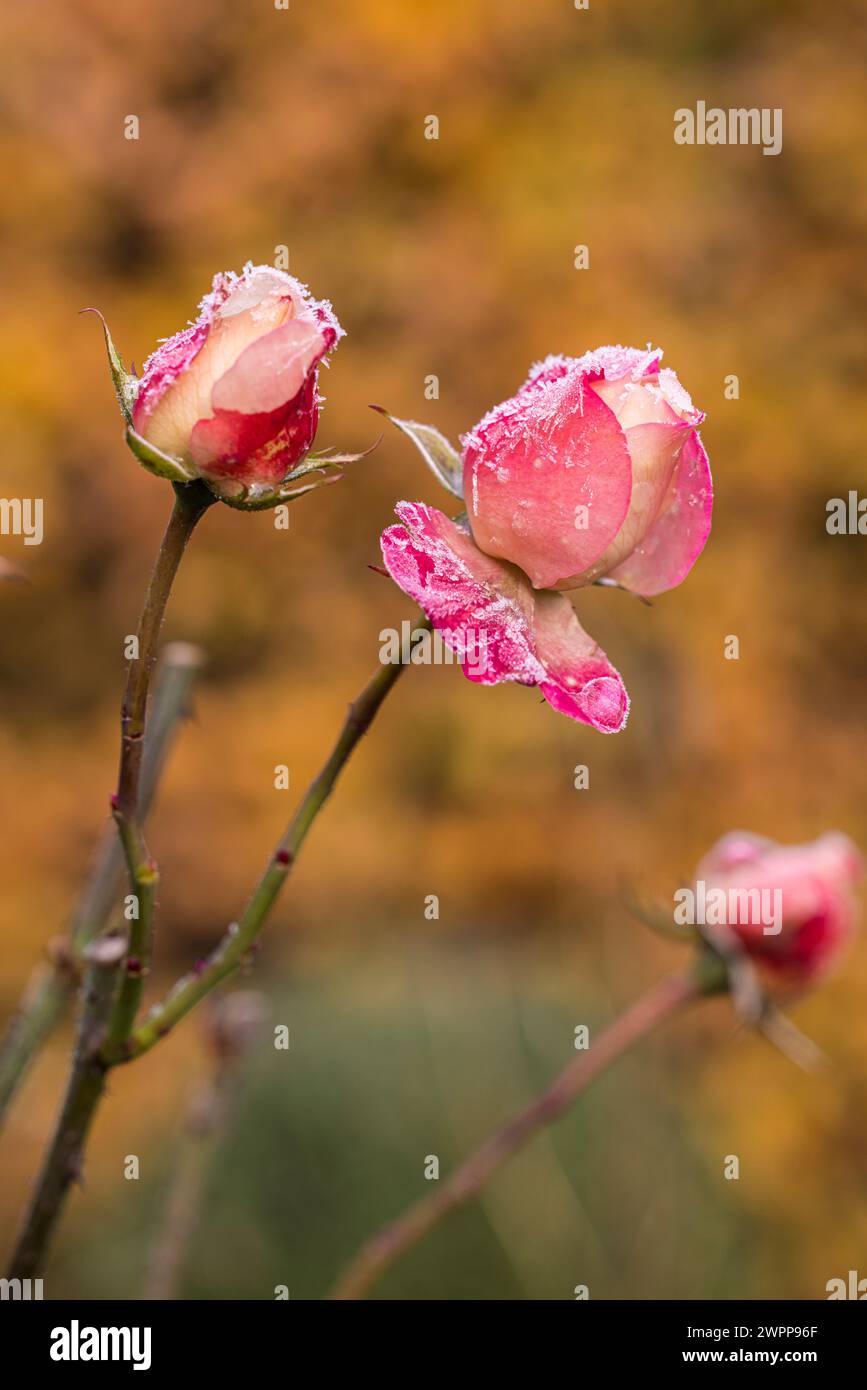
[330,973,703,1300]
[0,643,204,1128]
[9,606,429,1275]
[104,483,215,1049]
[103,615,433,1065]
[8,482,213,1277]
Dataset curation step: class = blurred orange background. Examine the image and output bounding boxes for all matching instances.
[0,0,865,1298]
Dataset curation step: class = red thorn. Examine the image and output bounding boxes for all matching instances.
[276,849,291,866]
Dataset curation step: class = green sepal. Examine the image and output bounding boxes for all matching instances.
[125,427,196,483]
[370,406,463,498]
[215,474,343,512]
[213,440,378,511]
[82,308,138,426]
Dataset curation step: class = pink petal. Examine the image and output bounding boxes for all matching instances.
[211,319,331,415]
[462,367,634,591]
[131,273,232,436]
[380,502,629,732]
[533,591,630,732]
[695,831,777,877]
[190,375,319,486]
[606,431,713,597]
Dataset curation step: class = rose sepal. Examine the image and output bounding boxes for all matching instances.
[82,308,138,426]
[125,426,196,483]
[211,439,379,511]
[371,406,463,498]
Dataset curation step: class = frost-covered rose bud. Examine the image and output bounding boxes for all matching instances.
[462,347,712,595]
[376,344,711,730]
[695,831,862,986]
[127,264,343,501]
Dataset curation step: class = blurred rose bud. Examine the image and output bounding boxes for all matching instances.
[462,347,712,595]
[695,831,863,986]
[128,264,343,501]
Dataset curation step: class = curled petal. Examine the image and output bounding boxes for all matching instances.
[211,319,331,416]
[605,431,713,596]
[533,591,630,732]
[379,501,629,732]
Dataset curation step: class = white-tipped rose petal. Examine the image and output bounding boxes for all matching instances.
[211,320,328,416]
[379,501,629,732]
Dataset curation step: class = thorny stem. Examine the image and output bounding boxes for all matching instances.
[0,644,204,1127]
[106,483,214,1047]
[330,973,701,1300]
[104,616,433,1065]
[8,938,125,1278]
[8,603,429,1276]
[7,485,212,1276]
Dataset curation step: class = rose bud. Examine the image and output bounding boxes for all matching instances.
[694,831,863,986]
[90,263,346,506]
[133,263,342,500]
[462,347,712,595]
[375,345,710,730]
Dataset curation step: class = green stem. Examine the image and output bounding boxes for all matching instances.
[7,485,212,1277]
[104,616,431,1065]
[330,973,700,1300]
[0,644,204,1127]
[71,641,205,953]
[8,938,125,1278]
[106,483,213,1043]
[116,483,214,820]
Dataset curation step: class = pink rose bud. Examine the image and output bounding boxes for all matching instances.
[462,347,712,595]
[130,264,343,500]
[376,345,711,729]
[694,831,863,986]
